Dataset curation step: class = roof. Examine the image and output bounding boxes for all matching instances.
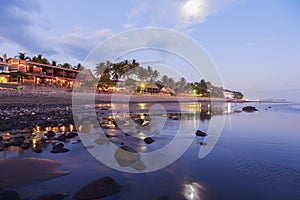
[145,83,159,89]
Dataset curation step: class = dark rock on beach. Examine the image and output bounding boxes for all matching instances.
[56,134,66,141]
[33,145,43,153]
[50,143,69,154]
[66,132,78,139]
[114,145,141,167]
[242,106,258,112]
[20,142,31,150]
[195,130,207,137]
[72,176,123,200]
[0,136,3,141]
[34,192,66,200]
[144,137,155,144]
[0,189,21,200]
[45,130,56,137]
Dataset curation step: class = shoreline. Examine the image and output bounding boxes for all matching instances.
[0,90,282,106]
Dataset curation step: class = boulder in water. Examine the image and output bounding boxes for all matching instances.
[0,190,21,200]
[195,130,207,137]
[242,106,258,112]
[72,177,123,200]
[144,137,155,144]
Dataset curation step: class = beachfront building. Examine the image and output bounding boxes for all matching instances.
[0,56,78,88]
[135,82,160,94]
[0,61,10,83]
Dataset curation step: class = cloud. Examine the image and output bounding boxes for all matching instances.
[0,0,57,55]
[52,28,113,61]
[126,0,239,31]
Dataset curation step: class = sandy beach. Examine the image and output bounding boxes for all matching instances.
[0,90,246,106]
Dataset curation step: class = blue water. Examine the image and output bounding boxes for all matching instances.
[1,102,300,200]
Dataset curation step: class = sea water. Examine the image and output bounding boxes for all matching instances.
[2,102,300,200]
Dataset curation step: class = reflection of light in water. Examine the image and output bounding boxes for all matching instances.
[138,132,146,140]
[60,126,66,132]
[32,138,37,149]
[139,145,147,152]
[182,182,204,200]
[34,126,40,132]
[227,102,232,113]
[138,103,147,109]
[70,124,74,132]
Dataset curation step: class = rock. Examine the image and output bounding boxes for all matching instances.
[195,130,207,137]
[33,146,43,153]
[131,160,146,171]
[0,190,21,200]
[45,131,56,137]
[0,136,3,141]
[72,177,123,200]
[66,132,78,139]
[10,137,24,146]
[114,146,141,167]
[134,119,144,125]
[20,142,31,150]
[51,143,69,154]
[34,192,66,200]
[144,137,155,144]
[242,106,258,112]
[199,142,207,146]
[1,142,11,149]
[56,134,66,141]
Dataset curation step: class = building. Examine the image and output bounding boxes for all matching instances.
[0,61,10,83]
[0,55,79,88]
[223,89,234,99]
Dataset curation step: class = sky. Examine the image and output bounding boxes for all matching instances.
[0,0,299,102]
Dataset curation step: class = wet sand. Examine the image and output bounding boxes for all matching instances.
[0,90,245,106]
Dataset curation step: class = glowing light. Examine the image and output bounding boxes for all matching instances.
[61,126,66,132]
[182,182,204,200]
[35,126,40,132]
[32,138,37,149]
[70,124,74,132]
[138,103,147,110]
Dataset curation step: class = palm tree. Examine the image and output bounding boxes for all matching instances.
[10,71,28,83]
[137,67,148,82]
[61,63,72,68]
[16,52,31,60]
[161,75,169,87]
[74,63,85,71]
[94,61,111,78]
[31,54,49,64]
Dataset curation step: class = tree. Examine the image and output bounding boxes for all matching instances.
[98,72,115,88]
[233,91,243,99]
[31,54,49,64]
[94,61,111,78]
[16,52,30,60]
[161,75,169,87]
[61,63,72,68]
[175,77,188,93]
[74,63,85,71]
[152,70,160,82]
[136,67,148,82]
[10,71,28,83]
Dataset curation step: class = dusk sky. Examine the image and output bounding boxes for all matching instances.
[0,0,299,101]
